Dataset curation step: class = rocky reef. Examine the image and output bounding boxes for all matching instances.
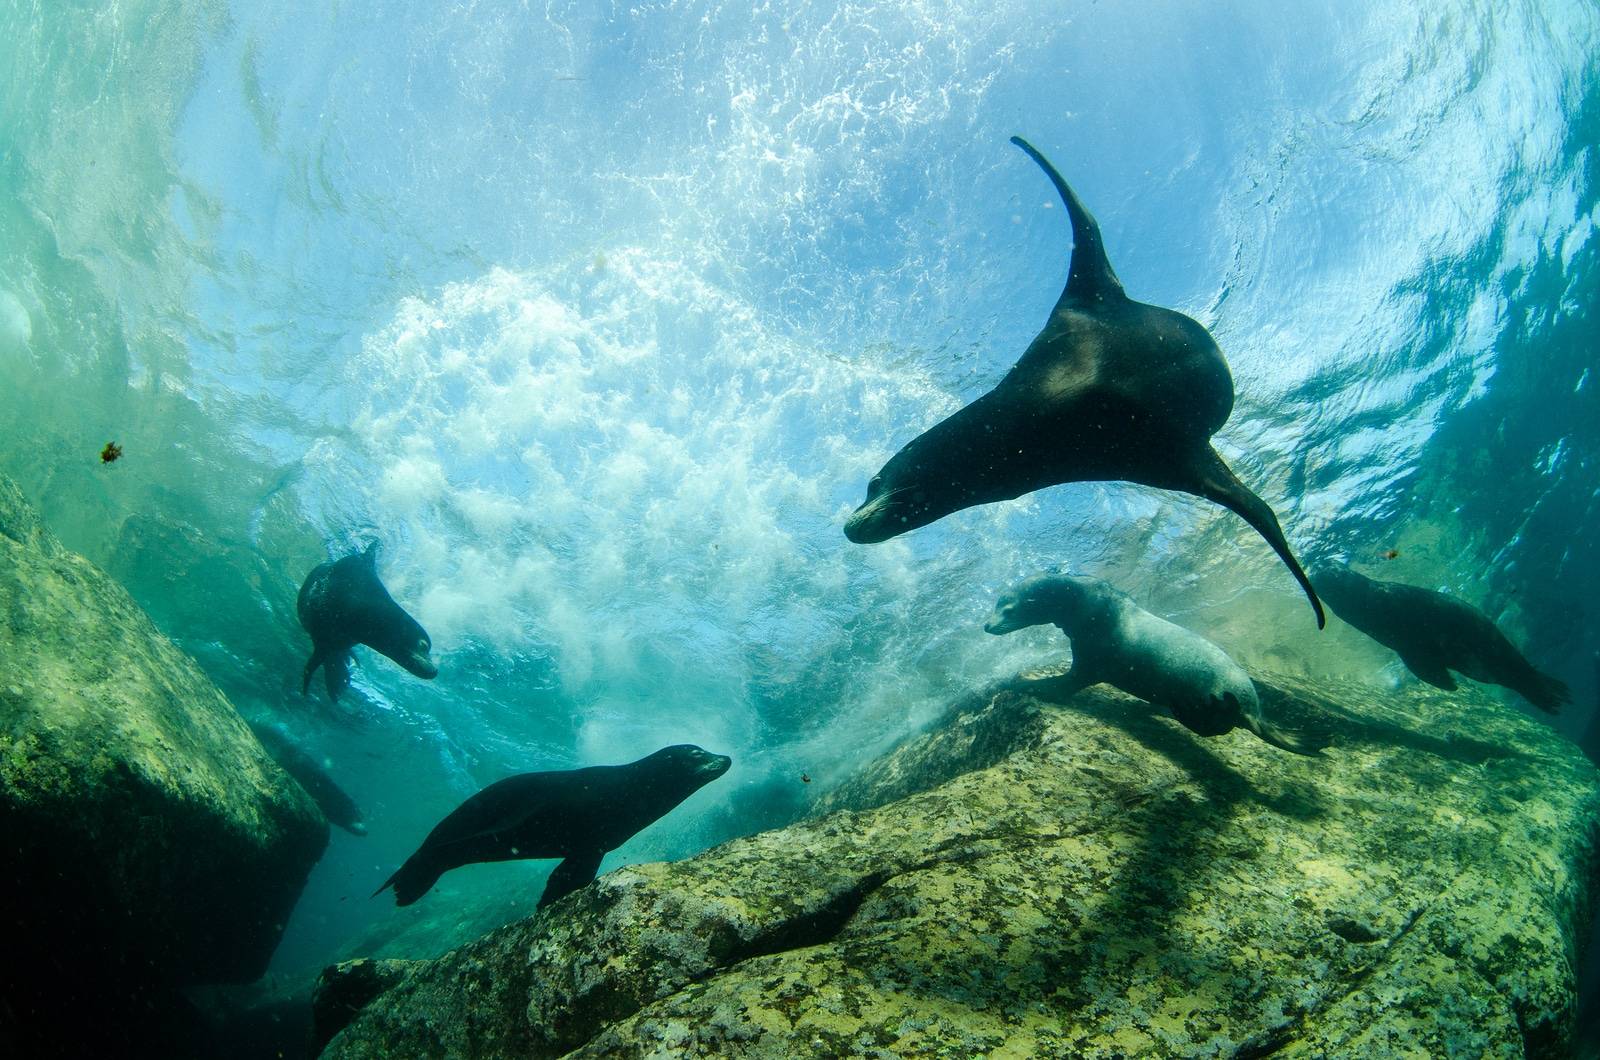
[0,474,328,1050]
[318,663,1600,1058]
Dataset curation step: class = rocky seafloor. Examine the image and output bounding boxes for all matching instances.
[4,465,1597,1057]
[0,473,329,1054]
[319,668,1600,1057]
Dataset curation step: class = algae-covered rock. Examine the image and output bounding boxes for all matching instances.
[322,668,1600,1058]
[0,474,327,1019]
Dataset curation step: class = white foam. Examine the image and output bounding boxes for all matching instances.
[0,290,32,356]
[337,250,1061,779]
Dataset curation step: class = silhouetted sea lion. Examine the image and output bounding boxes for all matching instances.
[846,136,1324,627]
[375,745,732,908]
[297,542,437,701]
[250,721,368,835]
[986,573,1326,754]
[1313,563,1570,713]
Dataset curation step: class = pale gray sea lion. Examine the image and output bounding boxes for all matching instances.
[986,573,1326,754]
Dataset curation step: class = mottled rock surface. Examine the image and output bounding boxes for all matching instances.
[0,473,327,1004]
[322,665,1599,1058]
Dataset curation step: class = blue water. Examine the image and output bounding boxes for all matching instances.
[1,0,1596,985]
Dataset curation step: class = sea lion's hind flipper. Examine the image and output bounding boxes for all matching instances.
[1009,136,1125,306]
[1187,447,1326,629]
[538,849,605,910]
[1245,711,1332,757]
[1399,653,1457,692]
[373,852,444,906]
[1514,669,1570,714]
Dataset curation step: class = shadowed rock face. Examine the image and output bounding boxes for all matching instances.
[0,474,328,1048]
[319,666,1599,1059]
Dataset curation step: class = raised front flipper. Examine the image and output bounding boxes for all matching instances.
[537,848,605,910]
[1400,653,1458,692]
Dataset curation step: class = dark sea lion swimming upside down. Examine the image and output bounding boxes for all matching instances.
[297,541,438,701]
[375,744,732,909]
[845,136,1324,627]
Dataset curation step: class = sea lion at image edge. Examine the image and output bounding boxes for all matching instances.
[986,573,1328,754]
[845,136,1324,628]
[374,745,733,908]
[296,541,437,701]
[1313,563,1570,713]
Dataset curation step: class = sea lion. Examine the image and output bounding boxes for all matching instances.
[375,744,732,908]
[845,136,1323,628]
[250,721,368,836]
[1313,563,1570,713]
[985,573,1326,754]
[296,541,437,701]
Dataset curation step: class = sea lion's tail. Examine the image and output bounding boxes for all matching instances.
[1245,714,1332,757]
[373,855,442,907]
[1515,669,1570,715]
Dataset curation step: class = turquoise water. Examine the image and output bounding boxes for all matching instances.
[2,0,1597,1027]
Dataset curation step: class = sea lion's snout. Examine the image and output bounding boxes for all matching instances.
[697,752,733,778]
[844,496,890,543]
[985,597,1023,635]
[845,476,923,544]
[403,642,439,680]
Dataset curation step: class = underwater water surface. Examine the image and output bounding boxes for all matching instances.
[2,0,1598,1045]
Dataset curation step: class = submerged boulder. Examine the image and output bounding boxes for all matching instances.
[320,666,1599,1058]
[0,475,327,1039]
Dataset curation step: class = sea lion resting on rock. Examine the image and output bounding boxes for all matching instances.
[986,573,1326,755]
[375,744,732,909]
[1313,563,1570,713]
[297,541,437,702]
